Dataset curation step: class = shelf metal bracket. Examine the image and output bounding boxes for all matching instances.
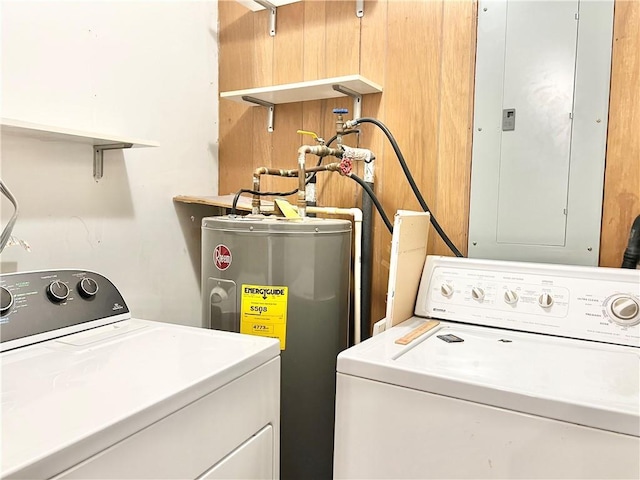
[255,0,277,36]
[332,84,363,120]
[356,0,364,18]
[94,143,133,181]
[242,96,275,132]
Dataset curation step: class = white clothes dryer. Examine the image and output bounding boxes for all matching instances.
[1,269,280,479]
[334,256,639,479]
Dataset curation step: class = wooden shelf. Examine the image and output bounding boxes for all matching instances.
[220,74,382,106]
[235,0,299,12]
[173,194,275,213]
[1,118,159,148]
[1,118,159,181]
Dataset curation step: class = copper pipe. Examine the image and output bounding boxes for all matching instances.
[251,145,342,216]
[297,145,342,218]
[252,167,301,213]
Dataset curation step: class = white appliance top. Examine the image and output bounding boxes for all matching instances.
[339,256,640,437]
[338,318,639,436]
[1,319,280,478]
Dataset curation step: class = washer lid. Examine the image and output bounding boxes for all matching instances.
[1,319,280,478]
[337,318,640,437]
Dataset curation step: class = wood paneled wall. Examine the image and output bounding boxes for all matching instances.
[218,0,638,333]
[600,0,640,268]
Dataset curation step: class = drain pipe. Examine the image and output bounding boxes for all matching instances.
[339,146,375,340]
[307,206,363,345]
[360,156,375,341]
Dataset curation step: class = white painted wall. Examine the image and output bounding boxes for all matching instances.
[0,0,218,327]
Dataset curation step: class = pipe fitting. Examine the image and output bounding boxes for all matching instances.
[296,145,343,218]
[252,168,267,214]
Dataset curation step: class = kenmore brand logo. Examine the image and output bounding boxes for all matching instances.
[433,307,446,313]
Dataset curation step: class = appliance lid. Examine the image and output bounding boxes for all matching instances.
[337,318,640,437]
[1,319,280,478]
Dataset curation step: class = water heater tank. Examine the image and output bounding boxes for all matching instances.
[202,215,351,479]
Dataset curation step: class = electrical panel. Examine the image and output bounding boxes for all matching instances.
[468,0,614,265]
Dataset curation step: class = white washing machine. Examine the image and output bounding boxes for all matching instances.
[334,256,640,479]
[1,269,280,479]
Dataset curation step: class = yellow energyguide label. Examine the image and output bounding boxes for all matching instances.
[240,284,288,350]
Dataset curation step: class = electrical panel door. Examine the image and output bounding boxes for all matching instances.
[468,0,614,265]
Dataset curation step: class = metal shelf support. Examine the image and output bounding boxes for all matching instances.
[94,143,133,181]
[333,84,363,120]
[255,0,277,36]
[242,96,275,132]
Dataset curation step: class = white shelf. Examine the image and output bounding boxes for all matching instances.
[220,75,382,106]
[1,118,159,148]
[235,0,299,12]
[1,118,159,181]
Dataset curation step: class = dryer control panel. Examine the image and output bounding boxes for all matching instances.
[0,270,129,352]
[415,257,640,347]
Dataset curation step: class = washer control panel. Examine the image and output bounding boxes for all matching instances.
[415,257,640,347]
[0,270,129,351]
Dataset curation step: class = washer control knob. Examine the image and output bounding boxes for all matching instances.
[1,286,14,315]
[440,283,454,298]
[78,277,99,298]
[504,290,519,305]
[47,280,70,303]
[609,296,640,326]
[471,287,485,302]
[538,292,554,309]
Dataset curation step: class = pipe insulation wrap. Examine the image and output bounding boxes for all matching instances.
[341,146,373,163]
[364,159,375,184]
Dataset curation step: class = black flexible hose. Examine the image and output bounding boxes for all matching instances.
[231,188,298,216]
[621,215,640,269]
[347,173,393,233]
[351,117,463,257]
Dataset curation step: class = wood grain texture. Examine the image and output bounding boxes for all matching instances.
[360,0,387,86]
[303,0,327,80]
[325,1,361,77]
[274,2,304,85]
[433,0,476,257]
[219,1,255,91]
[219,102,254,194]
[371,1,445,325]
[600,0,640,267]
[252,7,274,87]
[270,102,305,194]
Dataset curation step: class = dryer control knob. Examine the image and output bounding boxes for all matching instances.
[471,287,485,302]
[440,283,454,298]
[78,277,99,298]
[504,290,519,305]
[610,296,640,326]
[1,286,14,315]
[538,292,554,309]
[47,280,70,303]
